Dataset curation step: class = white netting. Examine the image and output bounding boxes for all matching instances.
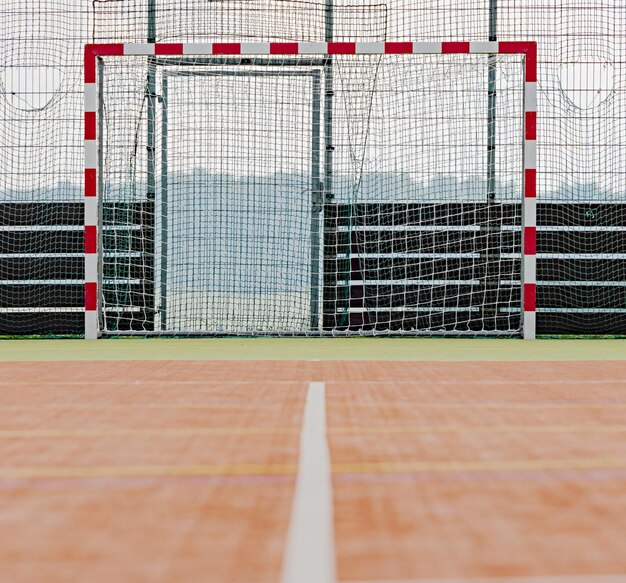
[99,53,525,335]
[1,1,625,336]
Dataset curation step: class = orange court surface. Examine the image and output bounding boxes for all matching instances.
[0,338,625,583]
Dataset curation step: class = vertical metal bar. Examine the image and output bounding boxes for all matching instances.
[521,72,528,339]
[97,58,105,333]
[487,0,497,200]
[324,0,334,199]
[160,75,169,331]
[310,73,322,330]
[146,0,157,328]
[147,0,156,43]
[520,74,537,340]
[323,0,335,328]
[480,0,499,329]
[147,2,156,199]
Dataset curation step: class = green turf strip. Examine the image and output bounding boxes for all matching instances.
[0,337,624,362]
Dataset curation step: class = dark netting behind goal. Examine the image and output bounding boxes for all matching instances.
[97,52,525,336]
[1,1,624,336]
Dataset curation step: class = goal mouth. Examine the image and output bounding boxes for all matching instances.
[84,41,537,340]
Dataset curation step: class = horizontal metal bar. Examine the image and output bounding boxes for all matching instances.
[344,307,482,313]
[165,69,320,79]
[0,279,141,285]
[0,307,83,313]
[101,329,519,338]
[336,253,482,259]
[0,225,141,232]
[0,252,142,258]
[337,225,626,233]
[339,279,483,286]
[157,57,327,68]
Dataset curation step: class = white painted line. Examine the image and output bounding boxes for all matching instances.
[344,576,626,583]
[281,381,336,583]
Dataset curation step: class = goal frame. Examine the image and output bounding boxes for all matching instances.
[84,41,538,340]
[159,67,324,331]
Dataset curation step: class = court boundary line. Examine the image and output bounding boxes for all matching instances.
[281,381,336,583]
[343,576,626,583]
[2,379,625,386]
[3,456,626,480]
[3,424,626,439]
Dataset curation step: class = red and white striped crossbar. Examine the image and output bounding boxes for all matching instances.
[84,41,537,340]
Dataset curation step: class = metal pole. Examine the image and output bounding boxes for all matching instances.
[324,0,334,201]
[310,73,322,330]
[160,76,168,331]
[97,58,105,333]
[148,0,156,42]
[147,1,156,199]
[479,0,499,328]
[146,0,157,329]
[323,0,335,329]
[487,0,497,200]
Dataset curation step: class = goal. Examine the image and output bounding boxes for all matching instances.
[84,41,537,339]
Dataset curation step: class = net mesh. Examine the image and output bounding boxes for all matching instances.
[99,53,525,336]
[1,1,625,336]
[0,2,87,334]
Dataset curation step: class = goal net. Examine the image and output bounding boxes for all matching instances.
[86,42,536,338]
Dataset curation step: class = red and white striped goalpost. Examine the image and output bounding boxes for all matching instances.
[84,41,537,340]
